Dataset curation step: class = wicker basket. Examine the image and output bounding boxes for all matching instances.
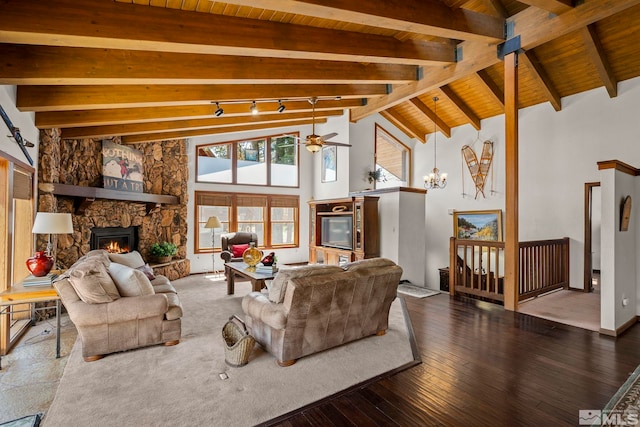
[222,315,255,367]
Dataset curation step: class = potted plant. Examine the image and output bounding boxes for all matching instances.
[150,241,178,263]
[367,168,386,184]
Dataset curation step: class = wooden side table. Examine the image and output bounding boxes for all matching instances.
[0,281,61,370]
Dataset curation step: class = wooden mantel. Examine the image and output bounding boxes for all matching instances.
[40,182,179,214]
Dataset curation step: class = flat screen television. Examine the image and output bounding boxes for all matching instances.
[321,215,353,250]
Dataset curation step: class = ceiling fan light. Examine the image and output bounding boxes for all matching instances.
[214,102,224,117]
[277,100,286,113]
[306,144,322,153]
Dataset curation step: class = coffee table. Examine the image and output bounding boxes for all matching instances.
[225,262,277,295]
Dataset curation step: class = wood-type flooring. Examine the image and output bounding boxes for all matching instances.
[266,293,640,426]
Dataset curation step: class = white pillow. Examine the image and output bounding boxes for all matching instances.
[108,262,154,297]
[108,251,146,269]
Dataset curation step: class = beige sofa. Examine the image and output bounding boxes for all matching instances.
[241,258,402,366]
[54,250,182,362]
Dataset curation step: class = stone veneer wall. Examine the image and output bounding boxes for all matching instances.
[37,129,190,280]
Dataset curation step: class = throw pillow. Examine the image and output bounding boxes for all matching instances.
[136,263,156,280]
[108,262,155,297]
[268,264,344,303]
[68,262,120,304]
[231,244,249,258]
[108,251,145,269]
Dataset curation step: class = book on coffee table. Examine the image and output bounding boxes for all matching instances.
[255,264,278,274]
[22,273,58,287]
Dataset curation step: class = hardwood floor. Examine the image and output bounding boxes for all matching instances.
[265,294,640,426]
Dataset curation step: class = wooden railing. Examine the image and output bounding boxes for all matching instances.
[518,238,570,301]
[449,237,569,303]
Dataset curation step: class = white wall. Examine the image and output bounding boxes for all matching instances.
[408,76,640,290]
[0,86,38,167]
[349,113,419,193]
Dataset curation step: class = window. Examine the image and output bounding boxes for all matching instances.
[195,191,299,253]
[196,134,299,187]
[374,124,411,188]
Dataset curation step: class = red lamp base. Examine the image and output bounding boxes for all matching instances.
[26,251,54,277]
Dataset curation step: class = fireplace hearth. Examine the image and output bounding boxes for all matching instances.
[91,226,138,254]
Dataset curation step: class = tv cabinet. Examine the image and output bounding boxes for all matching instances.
[308,196,379,265]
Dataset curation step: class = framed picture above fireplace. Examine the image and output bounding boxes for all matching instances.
[102,140,144,193]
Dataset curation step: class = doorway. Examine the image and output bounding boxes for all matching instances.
[584,182,601,293]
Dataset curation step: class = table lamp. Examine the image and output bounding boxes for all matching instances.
[31,212,73,274]
[204,216,222,274]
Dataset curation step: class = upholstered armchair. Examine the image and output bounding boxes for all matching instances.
[220,232,259,263]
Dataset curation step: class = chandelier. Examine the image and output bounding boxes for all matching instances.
[424,96,447,190]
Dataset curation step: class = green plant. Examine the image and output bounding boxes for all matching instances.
[367,168,386,184]
[150,241,178,257]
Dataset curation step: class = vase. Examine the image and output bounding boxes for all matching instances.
[242,242,263,267]
[26,251,55,277]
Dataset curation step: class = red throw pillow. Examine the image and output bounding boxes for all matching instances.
[231,244,250,258]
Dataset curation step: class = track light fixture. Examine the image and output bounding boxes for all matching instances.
[214,102,224,117]
[250,101,258,115]
[277,100,286,113]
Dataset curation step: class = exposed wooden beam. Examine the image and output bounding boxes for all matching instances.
[486,0,509,19]
[35,100,362,128]
[120,118,326,144]
[580,24,618,98]
[378,110,425,143]
[350,0,640,121]
[408,98,452,138]
[221,0,505,42]
[0,44,419,85]
[476,70,505,107]
[61,110,344,139]
[439,86,481,130]
[517,0,574,15]
[520,50,562,111]
[17,84,387,112]
[0,0,456,65]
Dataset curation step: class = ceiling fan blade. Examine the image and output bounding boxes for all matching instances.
[323,141,352,148]
[321,132,338,141]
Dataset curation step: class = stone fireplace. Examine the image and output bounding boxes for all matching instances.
[36,130,190,280]
[90,226,138,254]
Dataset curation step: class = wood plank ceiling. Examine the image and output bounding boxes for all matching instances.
[0,0,639,144]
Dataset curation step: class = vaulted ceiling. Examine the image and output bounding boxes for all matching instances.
[1,0,639,145]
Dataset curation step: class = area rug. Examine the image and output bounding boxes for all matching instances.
[595,364,640,425]
[43,276,416,427]
[397,283,440,298]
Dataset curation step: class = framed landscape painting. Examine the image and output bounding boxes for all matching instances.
[453,210,503,241]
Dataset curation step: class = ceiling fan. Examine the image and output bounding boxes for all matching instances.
[286,97,352,153]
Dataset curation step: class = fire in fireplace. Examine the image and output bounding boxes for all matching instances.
[90,226,138,254]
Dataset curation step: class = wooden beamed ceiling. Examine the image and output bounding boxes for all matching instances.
[0,0,639,144]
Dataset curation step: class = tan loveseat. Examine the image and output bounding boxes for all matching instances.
[54,250,182,362]
[241,258,402,366]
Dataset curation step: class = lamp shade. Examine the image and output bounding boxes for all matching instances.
[32,212,73,234]
[204,216,222,229]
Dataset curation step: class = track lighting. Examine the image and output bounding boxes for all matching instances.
[250,101,258,115]
[214,102,224,117]
[277,100,286,113]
